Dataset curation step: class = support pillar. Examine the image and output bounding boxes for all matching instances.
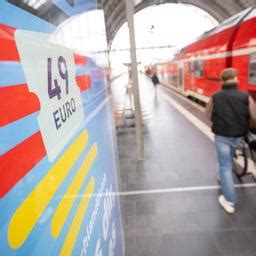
[125,0,144,160]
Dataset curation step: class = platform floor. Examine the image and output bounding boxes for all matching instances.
[114,73,256,256]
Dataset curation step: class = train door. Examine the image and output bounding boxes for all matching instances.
[178,64,184,92]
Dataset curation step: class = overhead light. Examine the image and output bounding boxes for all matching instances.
[27,0,37,7]
[33,0,47,9]
[26,0,47,9]
[134,0,142,5]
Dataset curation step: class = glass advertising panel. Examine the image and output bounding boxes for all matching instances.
[0,1,124,255]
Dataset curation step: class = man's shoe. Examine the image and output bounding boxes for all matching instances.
[218,195,235,214]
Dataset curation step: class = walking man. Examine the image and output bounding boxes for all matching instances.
[206,68,256,214]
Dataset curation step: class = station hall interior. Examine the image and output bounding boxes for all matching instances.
[2,1,256,256]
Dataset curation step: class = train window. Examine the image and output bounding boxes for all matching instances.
[168,74,177,85]
[195,60,203,77]
[189,62,194,74]
[249,53,256,84]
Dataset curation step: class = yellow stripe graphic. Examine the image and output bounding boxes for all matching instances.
[60,177,95,256]
[8,130,89,249]
[51,143,97,238]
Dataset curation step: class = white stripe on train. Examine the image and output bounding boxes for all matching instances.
[174,47,256,63]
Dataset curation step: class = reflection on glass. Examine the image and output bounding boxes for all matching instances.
[51,10,108,67]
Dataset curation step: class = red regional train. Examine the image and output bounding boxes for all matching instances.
[156,5,256,103]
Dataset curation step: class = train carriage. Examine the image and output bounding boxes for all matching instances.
[157,5,256,102]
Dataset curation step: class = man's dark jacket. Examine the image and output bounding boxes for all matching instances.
[212,83,250,137]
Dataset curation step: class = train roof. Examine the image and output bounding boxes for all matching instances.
[170,5,256,60]
[199,6,256,40]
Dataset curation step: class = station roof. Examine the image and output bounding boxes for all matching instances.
[7,0,255,46]
[98,0,255,45]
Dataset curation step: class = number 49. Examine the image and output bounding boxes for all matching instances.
[47,56,69,100]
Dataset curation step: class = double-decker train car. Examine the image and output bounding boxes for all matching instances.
[157,5,256,103]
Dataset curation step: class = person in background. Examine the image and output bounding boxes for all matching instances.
[150,68,160,88]
[205,68,256,214]
[151,72,160,87]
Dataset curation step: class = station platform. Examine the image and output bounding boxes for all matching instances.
[113,73,256,256]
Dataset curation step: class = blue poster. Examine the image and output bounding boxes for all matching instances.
[0,1,124,255]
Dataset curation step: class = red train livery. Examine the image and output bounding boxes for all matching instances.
[156,6,256,102]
